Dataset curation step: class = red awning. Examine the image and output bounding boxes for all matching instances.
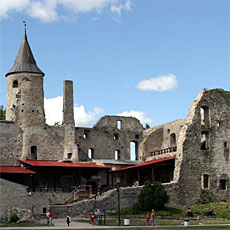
[19,160,111,169]
[0,166,36,174]
[112,156,176,172]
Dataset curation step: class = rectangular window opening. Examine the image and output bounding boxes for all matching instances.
[202,174,210,189]
[219,179,227,190]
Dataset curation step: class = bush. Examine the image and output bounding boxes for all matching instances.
[9,213,19,223]
[197,190,216,204]
[132,181,169,213]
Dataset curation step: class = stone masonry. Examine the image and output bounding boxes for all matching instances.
[0,30,229,221]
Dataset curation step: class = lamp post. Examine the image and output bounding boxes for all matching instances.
[116,177,121,226]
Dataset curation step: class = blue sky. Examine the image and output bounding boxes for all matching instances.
[0,0,229,127]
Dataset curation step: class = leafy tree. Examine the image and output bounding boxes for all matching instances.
[0,105,6,120]
[132,181,169,213]
[145,123,151,129]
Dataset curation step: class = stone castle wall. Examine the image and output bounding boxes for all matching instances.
[175,89,230,205]
[0,121,22,165]
[140,119,185,161]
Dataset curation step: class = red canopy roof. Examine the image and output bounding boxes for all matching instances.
[19,160,111,169]
[0,166,36,174]
[112,156,176,172]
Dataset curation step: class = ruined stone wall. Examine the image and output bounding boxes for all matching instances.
[0,120,65,164]
[140,119,185,161]
[174,89,230,205]
[76,122,143,161]
[0,178,70,221]
[94,116,144,132]
[52,186,141,218]
[0,121,22,165]
[20,125,64,161]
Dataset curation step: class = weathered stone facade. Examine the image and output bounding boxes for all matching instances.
[0,30,229,221]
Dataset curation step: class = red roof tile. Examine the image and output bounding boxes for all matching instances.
[19,160,111,169]
[112,156,176,172]
[0,166,36,174]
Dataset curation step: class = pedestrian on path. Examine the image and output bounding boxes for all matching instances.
[150,209,155,226]
[90,212,95,225]
[146,213,150,226]
[66,214,71,226]
[48,210,54,226]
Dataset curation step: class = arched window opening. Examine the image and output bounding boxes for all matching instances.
[113,133,119,140]
[31,146,37,160]
[200,106,210,126]
[88,148,94,159]
[170,133,176,147]
[67,153,72,159]
[201,131,209,150]
[83,133,88,139]
[117,120,122,130]
[114,150,120,160]
[202,174,210,189]
[13,80,18,88]
[130,141,138,161]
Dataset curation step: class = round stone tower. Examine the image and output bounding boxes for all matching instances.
[5,29,45,128]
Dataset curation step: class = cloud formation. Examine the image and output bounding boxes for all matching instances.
[118,110,153,125]
[137,74,178,92]
[44,96,103,127]
[0,0,132,22]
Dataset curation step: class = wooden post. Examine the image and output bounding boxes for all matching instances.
[152,166,155,183]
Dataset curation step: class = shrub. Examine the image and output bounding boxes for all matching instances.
[9,213,19,223]
[197,190,216,204]
[132,181,169,213]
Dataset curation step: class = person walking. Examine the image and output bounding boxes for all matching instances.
[146,213,150,226]
[48,210,54,226]
[66,214,71,226]
[150,209,155,226]
[90,212,95,225]
[46,211,50,225]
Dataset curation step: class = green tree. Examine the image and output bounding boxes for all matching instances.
[0,105,6,120]
[132,181,169,213]
[145,123,150,129]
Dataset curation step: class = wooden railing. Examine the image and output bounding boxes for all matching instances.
[150,146,177,156]
[89,185,116,200]
[64,185,92,205]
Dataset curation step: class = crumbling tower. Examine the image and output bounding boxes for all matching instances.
[62,80,79,162]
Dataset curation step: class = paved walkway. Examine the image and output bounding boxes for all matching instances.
[0,219,229,230]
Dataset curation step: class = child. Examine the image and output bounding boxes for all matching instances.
[66,214,71,226]
[90,213,95,225]
[146,213,150,226]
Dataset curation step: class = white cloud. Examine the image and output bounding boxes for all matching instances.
[110,0,132,16]
[0,0,132,22]
[27,0,58,22]
[44,96,103,127]
[137,74,178,92]
[59,0,107,13]
[118,110,153,125]
[73,105,103,127]
[0,0,29,18]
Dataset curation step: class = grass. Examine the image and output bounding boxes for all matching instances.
[192,202,230,219]
[75,217,230,226]
[0,221,45,227]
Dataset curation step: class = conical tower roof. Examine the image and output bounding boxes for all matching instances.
[6,29,44,77]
